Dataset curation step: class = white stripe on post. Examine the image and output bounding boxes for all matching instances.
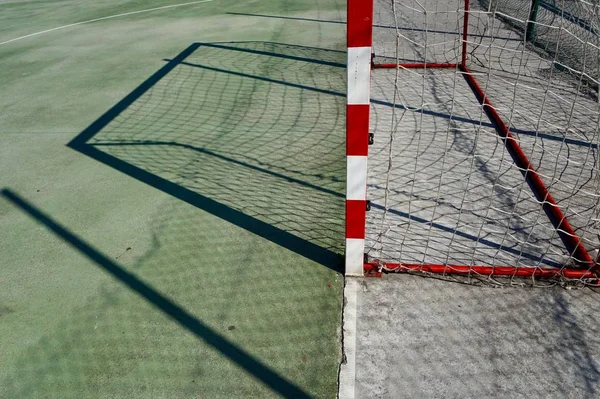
[347,156,368,200]
[347,46,372,105]
[345,238,366,276]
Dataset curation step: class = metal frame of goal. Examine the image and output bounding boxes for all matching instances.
[345,0,600,284]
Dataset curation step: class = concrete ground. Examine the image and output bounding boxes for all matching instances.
[344,275,600,398]
[341,1,600,398]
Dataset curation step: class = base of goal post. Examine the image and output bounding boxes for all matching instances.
[372,62,458,69]
[363,261,599,284]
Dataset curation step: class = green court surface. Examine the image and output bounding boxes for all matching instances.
[0,1,346,397]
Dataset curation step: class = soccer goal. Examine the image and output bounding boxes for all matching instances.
[345,0,600,284]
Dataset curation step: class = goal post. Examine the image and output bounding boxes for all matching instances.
[345,0,374,276]
[345,0,600,283]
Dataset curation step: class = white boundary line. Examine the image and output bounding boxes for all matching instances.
[0,0,214,47]
[338,277,359,399]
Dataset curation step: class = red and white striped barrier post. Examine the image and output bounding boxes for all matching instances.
[345,0,373,276]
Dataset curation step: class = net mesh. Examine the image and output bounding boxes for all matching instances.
[367,0,600,284]
[87,42,346,258]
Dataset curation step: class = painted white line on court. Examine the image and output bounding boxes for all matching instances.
[338,277,359,399]
[0,0,214,47]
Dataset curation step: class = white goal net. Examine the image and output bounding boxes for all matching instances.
[365,0,600,283]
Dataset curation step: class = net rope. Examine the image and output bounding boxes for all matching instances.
[367,0,600,285]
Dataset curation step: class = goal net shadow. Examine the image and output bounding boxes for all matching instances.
[68,41,348,272]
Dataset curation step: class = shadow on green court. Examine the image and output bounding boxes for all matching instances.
[69,41,347,272]
[1,188,312,398]
[2,42,347,398]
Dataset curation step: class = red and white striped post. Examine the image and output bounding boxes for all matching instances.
[346,0,373,276]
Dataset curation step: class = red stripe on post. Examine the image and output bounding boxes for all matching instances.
[347,0,374,47]
[347,104,370,156]
[346,199,367,239]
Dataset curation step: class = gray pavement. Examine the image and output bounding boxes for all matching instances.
[350,275,600,398]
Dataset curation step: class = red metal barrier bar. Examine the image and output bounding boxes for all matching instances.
[372,62,458,69]
[462,0,470,67]
[460,65,597,272]
[364,262,598,280]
